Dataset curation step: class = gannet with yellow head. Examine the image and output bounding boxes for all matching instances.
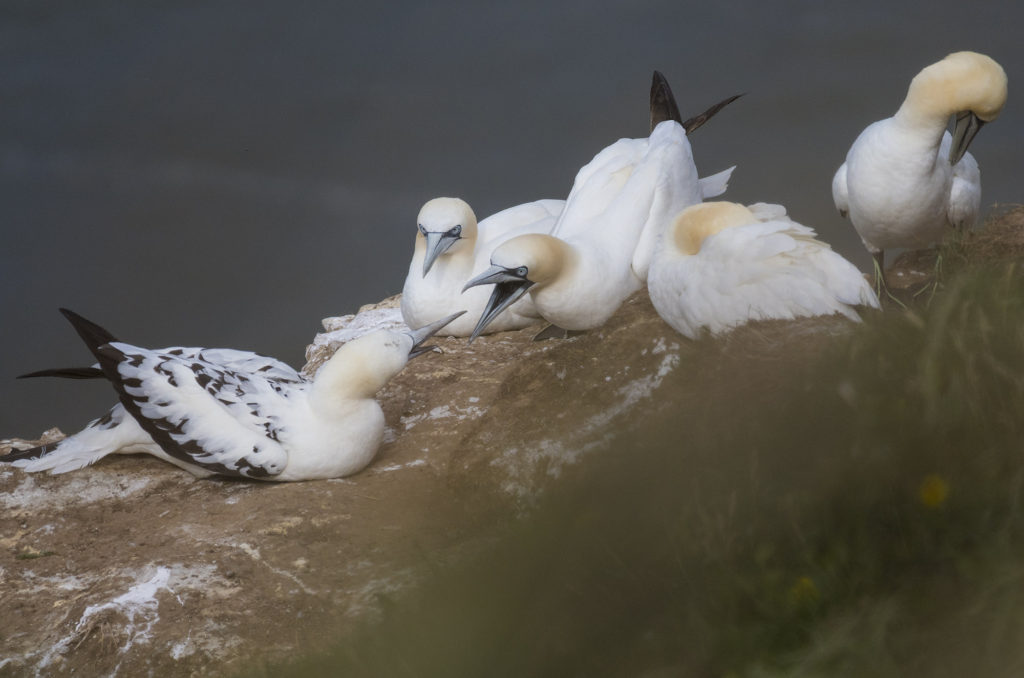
[648,202,880,339]
[832,51,1008,273]
[400,197,561,337]
[2,309,463,481]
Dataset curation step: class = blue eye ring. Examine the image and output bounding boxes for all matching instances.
[516,266,528,277]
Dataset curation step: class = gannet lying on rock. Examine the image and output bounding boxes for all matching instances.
[648,202,880,339]
[463,77,737,340]
[400,197,562,337]
[1,308,462,480]
[832,51,1007,280]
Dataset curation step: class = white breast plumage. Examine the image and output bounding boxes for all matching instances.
[832,51,1007,277]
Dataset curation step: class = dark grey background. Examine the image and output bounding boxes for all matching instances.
[2,0,1021,436]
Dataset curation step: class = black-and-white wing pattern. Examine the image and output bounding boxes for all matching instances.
[96,342,303,479]
[161,347,303,384]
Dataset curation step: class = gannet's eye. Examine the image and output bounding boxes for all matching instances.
[449,225,462,237]
[417,224,427,235]
[515,266,528,278]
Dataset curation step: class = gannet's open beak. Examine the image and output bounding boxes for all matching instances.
[422,231,460,277]
[949,111,985,165]
[406,310,466,358]
[462,265,534,343]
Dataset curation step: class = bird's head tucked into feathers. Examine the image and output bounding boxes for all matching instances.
[901,51,1008,164]
[671,202,757,255]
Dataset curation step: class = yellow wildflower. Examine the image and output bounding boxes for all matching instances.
[788,576,819,606]
[918,474,949,508]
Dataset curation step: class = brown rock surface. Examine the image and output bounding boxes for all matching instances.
[0,291,703,676]
[5,206,1021,676]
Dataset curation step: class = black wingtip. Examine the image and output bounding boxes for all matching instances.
[17,367,105,380]
[681,93,744,135]
[58,308,118,353]
[650,70,683,131]
[0,442,57,463]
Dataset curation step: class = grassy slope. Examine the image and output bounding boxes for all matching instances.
[252,207,1024,677]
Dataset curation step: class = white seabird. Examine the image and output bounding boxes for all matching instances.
[400,196,562,337]
[2,308,462,481]
[832,51,1008,278]
[462,79,736,339]
[648,202,880,339]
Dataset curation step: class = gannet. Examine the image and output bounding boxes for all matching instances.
[400,197,562,337]
[832,51,1008,278]
[648,202,880,339]
[463,88,736,339]
[1,308,462,480]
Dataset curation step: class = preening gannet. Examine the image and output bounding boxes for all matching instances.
[832,51,1007,274]
[400,197,562,336]
[648,202,880,339]
[2,309,462,481]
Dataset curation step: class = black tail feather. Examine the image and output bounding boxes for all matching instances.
[680,93,744,135]
[650,70,682,131]
[0,442,58,463]
[18,367,105,380]
[58,308,119,358]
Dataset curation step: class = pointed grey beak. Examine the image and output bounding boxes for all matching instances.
[949,111,985,165]
[463,265,534,343]
[406,310,466,358]
[422,231,460,277]
[462,265,529,293]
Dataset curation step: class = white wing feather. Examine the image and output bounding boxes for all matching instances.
[477,199,563,255]
[832,162,850,218]
[698,166,735,200]
[948,153,981,230]
[651,217,878,339]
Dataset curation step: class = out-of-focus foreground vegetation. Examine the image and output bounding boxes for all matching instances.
[250,207,1024,677]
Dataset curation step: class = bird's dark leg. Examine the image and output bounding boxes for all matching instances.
[533,324,569,341]
[532,324,586,341]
